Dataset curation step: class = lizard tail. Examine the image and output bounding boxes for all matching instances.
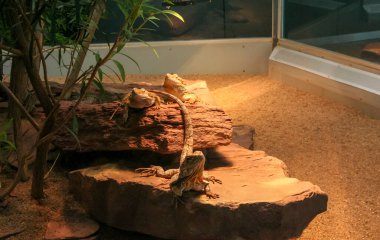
[149,90,193,164]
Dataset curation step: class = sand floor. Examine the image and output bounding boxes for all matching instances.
[206,74,380,240]
[130,74,380,239]
[0,74,379,239]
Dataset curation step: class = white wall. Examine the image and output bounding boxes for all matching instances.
[3,38,272,76]
[269,46,380,118]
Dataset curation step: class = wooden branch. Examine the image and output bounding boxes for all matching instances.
[0,43,23,56]
[15,2,55,102]
[6,6,53,113]
[0,227,25,239]
[61,0,106,99]
[54,101,232,153]
[0,161,24,200]
[0,81,40,131]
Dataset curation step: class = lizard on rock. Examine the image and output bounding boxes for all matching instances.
[135,89,221,199]
[163,73,199,104]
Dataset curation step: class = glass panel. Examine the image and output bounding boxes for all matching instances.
[283,0,380,64]
[95,0,272,42]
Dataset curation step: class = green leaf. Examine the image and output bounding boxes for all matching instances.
[2,140,16,150]
[97,68,103,82]
[94,51,101,63]
[119,53,141,72]
[161,10,184,22]
[64,126,82,150]
[147,15,160,21]
[93,78,105,95]
[72,115,79,135]
[116,42,126,53]
[134,38,159,58]
[80,80,86,95]
[162,0,174,5]
[1,118,13,132]
[103,65,123,82]
[112,60,126,82]
[147,18,159,28]
[0,132,6,141]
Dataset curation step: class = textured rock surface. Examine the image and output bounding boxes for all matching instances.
[69,143,328,240]
[45,214,99,240]
[53,79,230,153]
[54,101,232,153]
[232,124,255,150]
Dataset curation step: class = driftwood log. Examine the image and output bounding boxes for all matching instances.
[53,81,232,153]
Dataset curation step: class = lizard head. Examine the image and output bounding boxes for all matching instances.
[165,73,184,84]
[131,87,150,98]
[127,88,156,109]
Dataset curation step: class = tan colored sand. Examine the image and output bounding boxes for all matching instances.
[205,74,380,240]
[1,74,379,239]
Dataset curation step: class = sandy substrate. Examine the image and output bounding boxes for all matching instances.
[206,75,380,240]
[0,74,379,239]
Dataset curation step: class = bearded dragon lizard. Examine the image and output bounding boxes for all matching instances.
[110,87,160,122]
[135,89,221,199]
[163,73,199,104]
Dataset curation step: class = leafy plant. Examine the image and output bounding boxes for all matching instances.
[0,118,16,163]
[0,0,183,199]
[0,118,16,189]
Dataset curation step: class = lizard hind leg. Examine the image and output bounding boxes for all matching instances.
[135,165,164,177]
[136,166,179,179]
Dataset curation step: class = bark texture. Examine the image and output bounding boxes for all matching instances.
[54,101,232,153]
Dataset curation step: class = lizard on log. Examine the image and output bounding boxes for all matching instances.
[110,87,160,122]
[163,73,199,104]
[128,88,221,199]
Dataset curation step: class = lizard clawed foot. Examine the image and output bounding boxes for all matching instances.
[205,176,222,184]
[205,191,219,199]
[152,105,160,110]
[203,182,220,199]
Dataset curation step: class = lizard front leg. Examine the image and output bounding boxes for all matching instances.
[202,180,220,199]
[190,180,220,199]
[201,173,222,198]
[151,94,161,109]
[122,105,129,123]
[203,172,222,185]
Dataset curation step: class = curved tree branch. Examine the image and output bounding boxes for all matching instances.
[0,81,40,131]
[0,43,23,56]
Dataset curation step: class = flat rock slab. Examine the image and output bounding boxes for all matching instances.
[69,144,327,240]
[232,124,255,150]
[45,214,99,240]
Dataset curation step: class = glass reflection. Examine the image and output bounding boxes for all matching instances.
[284,0,380,64]
[96,0,272,42]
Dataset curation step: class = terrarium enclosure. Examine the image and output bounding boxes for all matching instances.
[0,0,379,240]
